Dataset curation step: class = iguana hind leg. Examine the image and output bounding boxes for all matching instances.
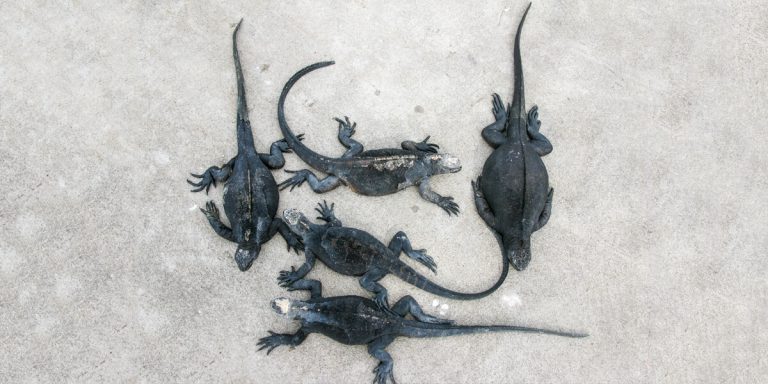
[188,157,236,193]
[259,135,304,169]
[335,116,364,158]
[278,169,342,193]
[526,106,552,156]
[391,295,452,324]
[481,93,508,148]
[368,336,397,384]
[388,231,436,273]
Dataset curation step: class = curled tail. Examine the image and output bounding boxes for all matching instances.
[277,61,339,173]
[401,321,588,339]
[389,254,509,300]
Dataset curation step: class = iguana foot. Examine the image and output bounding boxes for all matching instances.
[405,249,437,274]
[275,133,305,153]
[335,116,356,138]
[373,291,391,311]
[413,136,439,153]
[284,233,304,254]
[257,331,304,355]
[278,169,310,191]
[200,200,220,220]
[491,93,509,122]
[437,196,460,216]
[314,200,337,224]
[277,266,301,287]
[187,169,216,193]
[373,361,396,384]
[402,136,439,153]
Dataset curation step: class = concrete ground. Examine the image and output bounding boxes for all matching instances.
[1,1,766,383]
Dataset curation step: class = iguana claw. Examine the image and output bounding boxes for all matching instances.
[278,170,310,191]
[437,196,460,216]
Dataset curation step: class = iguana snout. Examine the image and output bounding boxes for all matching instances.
[429,153,462,175]
[283,208,311,236]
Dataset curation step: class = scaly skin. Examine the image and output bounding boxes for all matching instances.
[474,3,553,271]
[187,19,303,271]
[277,62,463,216]
[277,202,510,309]
[259,285,586,384]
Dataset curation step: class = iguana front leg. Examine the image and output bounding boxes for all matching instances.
[283,278,323,299]
[368,337,397,384]
[418,178,460,216]
[257,329,308,355]
[526,106,552,156]
[199,201,235,242]
[278,250,316,287]
[335,116,364,158]
[314,200,342,227]
[259,135,305,169]
[388,231,436,273]
[471,176,497,229]
[391,295,452,324]
[402,136,440,153]
[268,218,304,253]
[481,93,508,148]
[278,169,342,193]
[187,157,236,193]
[359,268,391,310]
[533,188,554,231]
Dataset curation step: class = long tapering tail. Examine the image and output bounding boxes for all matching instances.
[277,61,340,173]
[232,19,255,152]
[401,321,588,339]
[388,253,510,300]
[508,3,531,133]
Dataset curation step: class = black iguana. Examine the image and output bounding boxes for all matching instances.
[187,20,303,271]
[277,201,510,308]
[276,61,462,216]
[259,281,586,384]
[473,3,553,271]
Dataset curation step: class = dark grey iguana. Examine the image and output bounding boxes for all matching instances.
[474,3,553,271]
[277,201,510,309]
[276,61,462,216]
[187,20,303,271]
[258,282,586,384]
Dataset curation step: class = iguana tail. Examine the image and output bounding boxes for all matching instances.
[278,61,340,174]
[387,253,510,300]
[507,3,531,138]
[232,19,255,154]
[400,321,587,339]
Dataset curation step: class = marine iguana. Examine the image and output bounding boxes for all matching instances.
[474,3,553,271]
[187,20,303,271]
[258,282,586,384]
[277,201,510,308]
[276,61,462,216]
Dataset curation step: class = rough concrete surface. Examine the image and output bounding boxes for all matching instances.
[1,1,766,383]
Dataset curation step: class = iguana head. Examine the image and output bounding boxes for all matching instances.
[283,208,311,236]
[504,236,531,271]
[271,297,304,319]
[426,153,462,175]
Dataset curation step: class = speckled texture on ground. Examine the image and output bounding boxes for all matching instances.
[1,1,766,383]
